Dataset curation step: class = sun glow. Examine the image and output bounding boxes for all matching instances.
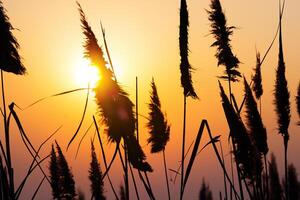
[74,58,100,88]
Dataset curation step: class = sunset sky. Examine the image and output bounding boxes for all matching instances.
[2,0,300,199]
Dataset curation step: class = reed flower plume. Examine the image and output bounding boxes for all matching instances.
[252,52,263,99]
[0,1,26,74]
[78,3,151,172]
[89,142,106,200]
[179,0,197,98]
[219,82,261,180]
[55,142,77,199]
[274,7,290,199]
[244,77,268,156]
[147,79,170,153]
[273,15,290,139]
[49,145,60,200]
[208,0,240,82]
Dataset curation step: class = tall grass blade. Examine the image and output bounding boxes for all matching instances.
[75,121,93,158]
[183,121,206,193]
[93,116,119,200]
[24,87,89,110]
[67,83,90,149]
[30,176,46,200]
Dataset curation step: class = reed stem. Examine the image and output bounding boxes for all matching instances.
[163,150,171,200]
[180,96,187,200]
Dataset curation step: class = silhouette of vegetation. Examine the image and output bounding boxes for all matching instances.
[198,179,213,200]
[118,184,127,200]
[269,154,283,200]
[287,164,300,200]
[147,79,170,153]
[252,52,263,100]
[0,1,26,75]
[0,1,26,198]
[0,0,299,199]
[274,3,290,199]
[89,142,106,200]
[179,0,198,198]
[49,145,60,199]
[179,0,197,98]
[147,78,171,200]
[208,0,240,83]
[55,142,77,199]
[77,2,151,172]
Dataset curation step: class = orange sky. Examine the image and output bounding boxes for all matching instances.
[2,0,300,199]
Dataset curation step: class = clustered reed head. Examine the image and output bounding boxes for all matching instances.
[219,82,262,180]
[89,142,106,200]
[273,16,290,138]
[0,1,26,75]
[147,79,170,153]
[208,0,240,82]
[252,52,263,99]
[179,0,198,98]
[244,77,268,156]
[78,3,151,172]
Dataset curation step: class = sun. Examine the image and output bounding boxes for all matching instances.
[73,58,100,88]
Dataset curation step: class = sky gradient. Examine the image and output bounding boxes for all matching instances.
[2,0,300,199]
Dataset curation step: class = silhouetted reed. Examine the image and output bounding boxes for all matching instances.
[179,0,198,198]
[179,0,197,98]
[89,142,106,200]
[147,79,170,153]
[252,52,263,100]
[269,154,282,200]
[55,142,77,199]
[287,164,300,200]
[77,3,152,173]
[244,77,268,156]
[0,1,27,198]
[49,145,60,199]
[147,79,170,200]
[208,0,240,84]
[0,1,26,75]
[220,82,262,198]
[199,179,213,200]
[274,4,290,199]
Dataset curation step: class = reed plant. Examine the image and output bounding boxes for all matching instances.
[147,79,170,200]
[273,2,290,199]
[179,0,198,198]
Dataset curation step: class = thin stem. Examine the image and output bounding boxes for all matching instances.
[136,77,139,143]
[284,136,289,200]
[93,117,119,200]
[1,70,14,198]
[230,136,244,200]
[180,96,187,200]
[219,142,228,200]
[129,164,140,200]
[124,142,129,200]
[264,155,269,200]
[163,150,171,200]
